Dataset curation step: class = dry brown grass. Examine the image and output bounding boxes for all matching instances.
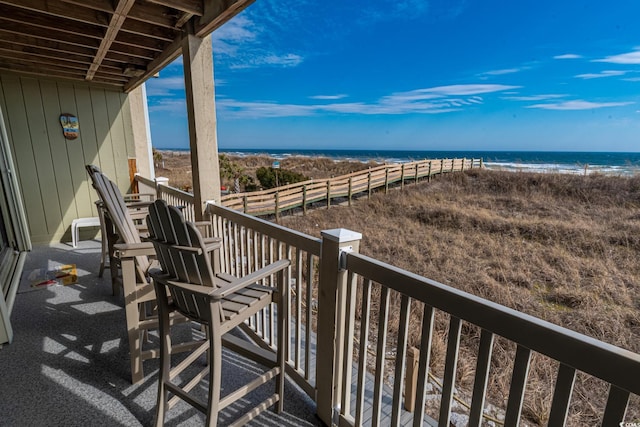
[279,168,640,425]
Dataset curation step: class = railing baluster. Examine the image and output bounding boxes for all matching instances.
[468,329,495,427]
[340,271,358,417]
[548,363,576,426]
[504,345,532,426]
[601,385,630,427]
[413,304,435,427]
[261,234,268,340]
[295,248,303,371]
[391,294,411,426]
[304,252,314,381]
[355,279,372,426]
[239,226,247,277]
[439,316,462,426]
[372,285,391,426]
[285,244,293,363]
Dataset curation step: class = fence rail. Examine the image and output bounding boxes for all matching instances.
[221,158,482,217]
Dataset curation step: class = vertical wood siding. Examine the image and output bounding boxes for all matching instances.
[0,74,136,243]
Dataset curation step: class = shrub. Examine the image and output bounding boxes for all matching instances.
[256,167,308,189]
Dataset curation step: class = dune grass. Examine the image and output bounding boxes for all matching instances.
[279,168,640,425]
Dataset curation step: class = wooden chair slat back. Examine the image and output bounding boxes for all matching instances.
[147,200,215,288]
[147,201,176,278]
[87,168,150,276]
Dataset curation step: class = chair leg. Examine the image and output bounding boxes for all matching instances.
[154,291,172,427]
[98,209,108,277]
[206,326,223,427]
[122,256,144,384]
[276,270,288,413]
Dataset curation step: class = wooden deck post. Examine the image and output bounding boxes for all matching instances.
[348,177,353,206]
[128,83,155,189]
[154,176,169,200]
[415,162,420,184]
[302,184,307,215]
[427,161,432,182]
[401,164,405,190]
[316,229,362,426]
[405,347,420,411]
[326,181,331,209]
[182,28,221,221]
[384,168,389,193]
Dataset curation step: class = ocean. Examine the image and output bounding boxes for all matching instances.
[211,149,640,176]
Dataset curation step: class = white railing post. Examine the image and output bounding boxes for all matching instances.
[154,176,169,200]
[316,228,362,426]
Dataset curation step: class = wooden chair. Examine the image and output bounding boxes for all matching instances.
[147,199,290,427]
[86,167,214,384]
[85,164,154,279]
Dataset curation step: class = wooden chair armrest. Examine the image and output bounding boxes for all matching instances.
[212,259,290,300]
[203,237,222,253]
[114,241,156,258]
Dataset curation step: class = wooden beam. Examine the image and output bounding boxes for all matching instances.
[196,0,255,37]
[86,0,137,81]
[0,29,97,59]
[0,47,90,72]
[0,42,121,72]
[0,20,100,49]
[0,0,110,26]
[61,0,180,30]
[147,0,203,16]
[0,4,105,40]
[123,38,182,92]
[10,0,180,44]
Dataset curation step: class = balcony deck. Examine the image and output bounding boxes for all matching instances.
[0,240,321,426]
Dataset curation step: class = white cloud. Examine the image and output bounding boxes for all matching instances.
[211,14,304,69]
[310,94,348,100]
[623,77,640,82]
[554,54,582,59]
[148,99,187,114]
[503,94,567,101]
[420,84,521,96]
[527,100,634,110]
[216,84,520,118]
[594,50,640,64]
[478,68,526,79]
[145,76,185,96]
[575,70,627,79]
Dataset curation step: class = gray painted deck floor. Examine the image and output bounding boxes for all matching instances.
[0,240,321,427]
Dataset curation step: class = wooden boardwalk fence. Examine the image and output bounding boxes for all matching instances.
[221,158,482,218]
[137,158,482,220]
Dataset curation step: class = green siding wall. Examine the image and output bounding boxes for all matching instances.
[0,74,136,244]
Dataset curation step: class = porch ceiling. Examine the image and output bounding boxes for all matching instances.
[0,0,254,92]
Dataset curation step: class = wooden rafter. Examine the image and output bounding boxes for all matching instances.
[86,0,136,81]
[0,0,258,91]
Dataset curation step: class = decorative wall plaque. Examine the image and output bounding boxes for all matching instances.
[59,113,79,140]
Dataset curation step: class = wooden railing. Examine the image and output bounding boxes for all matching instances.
[324,246,640,427]
[136,173,640,426]
[135,175,197,222]
[206,203,322,399]
[221,158,482,217]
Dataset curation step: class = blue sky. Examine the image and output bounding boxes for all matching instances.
[146,0,640,152]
